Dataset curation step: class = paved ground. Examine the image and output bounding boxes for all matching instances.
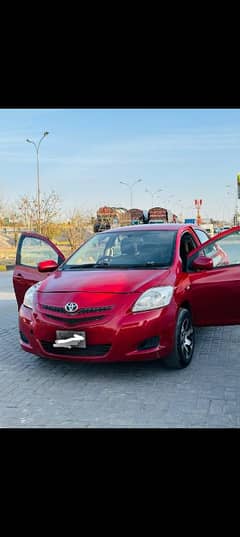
[1,271,240,428]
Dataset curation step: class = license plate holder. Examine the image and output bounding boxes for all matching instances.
[55,330,86,348]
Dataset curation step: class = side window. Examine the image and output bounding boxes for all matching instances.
[204,232,240,267]
[194,229,210,244]
[189,230,240,269]
[203,243,219,258]
[20,237,58,267]
[180,232,198,270]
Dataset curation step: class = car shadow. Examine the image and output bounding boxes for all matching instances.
[19,324,223,381]
[33,352,169,380]
[30,327,216,380]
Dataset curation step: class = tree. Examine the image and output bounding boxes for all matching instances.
[40,190,61,238]
[64,209,94,252]
[18,195,34,230]
[0,195,12,229]
[17,190,61,238]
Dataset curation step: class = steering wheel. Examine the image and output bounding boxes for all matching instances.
[96,255,112,265]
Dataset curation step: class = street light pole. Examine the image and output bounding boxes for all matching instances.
[145,188,163,207]
[120,179,142,209]
[26,131,49,233]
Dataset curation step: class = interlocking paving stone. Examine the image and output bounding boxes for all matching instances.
[1,271,240,428]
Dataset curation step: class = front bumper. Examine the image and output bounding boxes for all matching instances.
[19,296,177,363]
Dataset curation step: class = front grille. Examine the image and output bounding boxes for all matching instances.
[43,314,105,324]
[41,304,113,314]
[40,341,111,356]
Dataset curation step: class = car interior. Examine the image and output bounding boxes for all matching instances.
[180,233,197,270]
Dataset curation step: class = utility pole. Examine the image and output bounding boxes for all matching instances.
[26,131,49,233]
[120,179,142,209]
[145,188,163,207]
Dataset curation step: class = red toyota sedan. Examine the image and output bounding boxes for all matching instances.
[13,223,239,369]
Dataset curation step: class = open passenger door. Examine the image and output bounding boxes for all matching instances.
[13,232,65,309]
[186,225,240,326]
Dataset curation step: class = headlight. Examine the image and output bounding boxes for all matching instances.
[23,282,42,309]
[132,286,174,312]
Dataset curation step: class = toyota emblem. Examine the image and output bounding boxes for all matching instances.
[65,302,79,313]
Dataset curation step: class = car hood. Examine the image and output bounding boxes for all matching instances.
[39,268,172,295]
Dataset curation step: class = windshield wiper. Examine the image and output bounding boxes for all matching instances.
[126,262,169,268]
[63,262,169,270]
[64,264,97,269]
[95,262,111,267]
[143,261,165,266]
[96,263,168,269]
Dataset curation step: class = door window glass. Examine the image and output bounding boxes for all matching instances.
[190,230,240,269]
[208,232,240,266]
[20,237,58,267]
[180,232,198,270]
[194,229,210,244]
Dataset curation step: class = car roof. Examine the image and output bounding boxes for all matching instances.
[102,223,200,233]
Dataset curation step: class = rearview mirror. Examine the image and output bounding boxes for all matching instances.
[192,255,213,270]
[38,260,58,272]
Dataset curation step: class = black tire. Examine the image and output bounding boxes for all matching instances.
[162,308,195,369]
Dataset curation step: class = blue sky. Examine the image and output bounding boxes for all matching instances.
[0,108,240,221]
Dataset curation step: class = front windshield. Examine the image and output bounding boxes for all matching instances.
[61,230,177,270]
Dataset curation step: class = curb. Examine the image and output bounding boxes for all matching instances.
[0,265,15,271]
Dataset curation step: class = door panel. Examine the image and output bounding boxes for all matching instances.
[189,266,240,325]
[13,265,52,309]
[187,227,240,325]
[13,232,65,309]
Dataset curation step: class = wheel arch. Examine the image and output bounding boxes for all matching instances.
[178,300,192,315]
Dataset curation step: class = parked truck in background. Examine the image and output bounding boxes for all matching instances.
[148,207,168,224]
[112,207,131,227]
[93,205,177,232]
[127,208,145,225]
[93,206,131,232]
[147,207,177,224]
[93,206,113,232]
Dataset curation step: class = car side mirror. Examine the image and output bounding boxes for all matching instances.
[192,255,213,270]
[38,260,59,272]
